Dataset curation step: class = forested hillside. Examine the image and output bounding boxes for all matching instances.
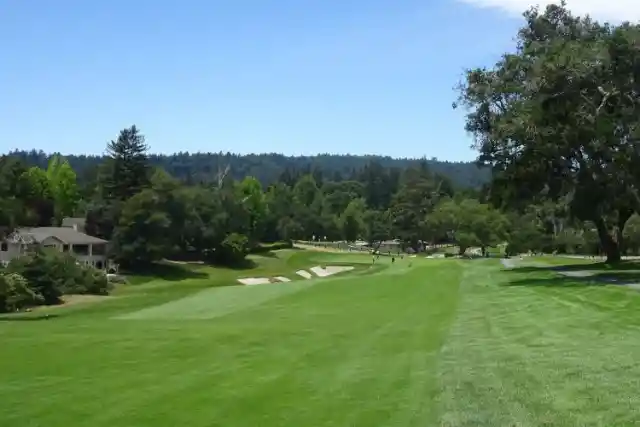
[7,149,489,189]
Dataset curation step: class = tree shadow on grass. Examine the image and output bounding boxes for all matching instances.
[505,271,640,288]
[220,258,258,270]
[125,262,210,284]
[0,313,61,321]
[251,250,279,259]
[508,260,640,274]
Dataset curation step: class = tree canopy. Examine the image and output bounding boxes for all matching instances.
[457,1,640,262]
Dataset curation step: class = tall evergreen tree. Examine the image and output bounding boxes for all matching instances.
[100,125,150,202]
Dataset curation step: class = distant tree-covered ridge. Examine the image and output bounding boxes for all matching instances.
[7,150,489,189]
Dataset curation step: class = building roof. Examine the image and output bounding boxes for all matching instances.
[13,227,107,245]
[61,217,86,229]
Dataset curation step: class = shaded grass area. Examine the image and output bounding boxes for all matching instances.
[507,257,640,288]
[437,259,640,426]
[0,257,460,426]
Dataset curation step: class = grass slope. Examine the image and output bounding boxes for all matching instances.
[0,252,460,426]
[6,251,640,425]
[438,258,640,426]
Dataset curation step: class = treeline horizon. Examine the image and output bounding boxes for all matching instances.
[5,149,490,190]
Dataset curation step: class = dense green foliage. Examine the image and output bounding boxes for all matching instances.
[0,248,110,312]
[9,149,489,190]
[458,2,640,262]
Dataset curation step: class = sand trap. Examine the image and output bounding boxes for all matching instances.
[238,277,271,285]
[274,276,291,282]
[310,265,355,277]
[296,270,313,279]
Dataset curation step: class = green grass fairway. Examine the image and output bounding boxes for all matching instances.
[5,251,640,425]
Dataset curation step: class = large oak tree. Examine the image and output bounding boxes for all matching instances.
[458,2,640,262]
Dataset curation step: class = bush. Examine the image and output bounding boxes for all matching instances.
[7,248,112,307]
[214,233,249,265]
[78,264,112,295]
[0,273,43,312]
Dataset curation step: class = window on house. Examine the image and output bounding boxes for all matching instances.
[72,245,90,256]
[62,244,69,252]
[92,244,106,255]
[0,243,7,252]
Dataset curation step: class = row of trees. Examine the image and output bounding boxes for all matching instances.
[5,2,640,312]
[6,121,640,274]
[0,155,79,232]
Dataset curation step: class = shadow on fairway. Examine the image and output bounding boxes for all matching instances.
[511,260,640,273]
[126,262,211,284]
[505,270,640,288]
[0,313,61,322]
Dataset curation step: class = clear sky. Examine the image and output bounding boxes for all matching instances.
[1,0,634,161]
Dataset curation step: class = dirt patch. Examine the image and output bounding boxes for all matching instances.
[30,294,114,311]
[62,294,114,305]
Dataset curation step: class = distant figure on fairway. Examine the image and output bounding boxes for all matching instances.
[392,257,395,264]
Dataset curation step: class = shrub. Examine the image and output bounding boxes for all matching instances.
[78,264,112,295]
[215,233,249,265]
[7,248,112,306]
[0,273,43,312]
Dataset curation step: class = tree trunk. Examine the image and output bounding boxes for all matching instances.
[617,208,634,256]
[594,217,621,263]
[458,246,467,256]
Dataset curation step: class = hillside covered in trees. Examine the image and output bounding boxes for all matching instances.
[7,149,490,190]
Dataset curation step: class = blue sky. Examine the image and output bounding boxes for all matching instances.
[1,0,627,161]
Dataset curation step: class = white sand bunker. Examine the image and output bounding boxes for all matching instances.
[238,267,353,285]
[310,265,355,277]
[296,270,313,279]
[237,277,272,285]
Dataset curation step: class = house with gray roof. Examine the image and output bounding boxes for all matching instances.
[61,217,87,233]
[0,227,110,270]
